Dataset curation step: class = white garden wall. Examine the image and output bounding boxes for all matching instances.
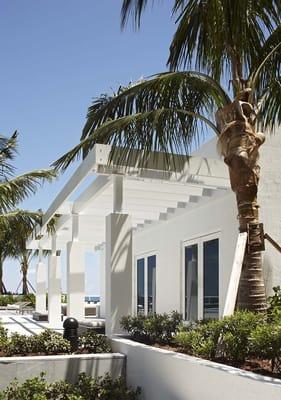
[112,337,281,400]
[0,353,125,390]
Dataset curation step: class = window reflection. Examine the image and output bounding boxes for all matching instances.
[148,255,156,314]
[185,244,198,321]
[203,239,219,319]
[137,258,145,314]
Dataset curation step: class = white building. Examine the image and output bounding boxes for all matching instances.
[28,132,281,334]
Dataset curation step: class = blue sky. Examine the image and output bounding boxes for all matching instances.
[1,0,179,293]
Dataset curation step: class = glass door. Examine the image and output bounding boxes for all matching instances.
[203,238,219,319]
[183,234,219,320]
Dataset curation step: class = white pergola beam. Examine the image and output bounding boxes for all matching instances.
[73,175,112,214]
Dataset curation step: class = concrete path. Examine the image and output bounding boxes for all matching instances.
[0,311,63,336]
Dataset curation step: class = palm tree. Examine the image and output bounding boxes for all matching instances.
[54,1,281,312]
[6,217,38,295]
[0,132,56,293]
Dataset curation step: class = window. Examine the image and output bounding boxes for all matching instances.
[184,235,219,320]
[136,254,156,315]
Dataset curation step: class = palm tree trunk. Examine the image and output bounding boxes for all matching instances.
[0,257,7,295]
[216,90,267,312]
[21,262,29,295]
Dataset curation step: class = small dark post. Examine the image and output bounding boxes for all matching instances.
[63,317,79,352]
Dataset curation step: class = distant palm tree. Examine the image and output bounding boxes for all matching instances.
[0,132,56,293]
[54,1,281,312]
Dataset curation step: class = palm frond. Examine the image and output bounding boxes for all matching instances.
[0,131,18,178]
[76,72,229,160]
[54,107,219,171]
[0,169,57,212]
[0,210,42,259]
[256,78,281,132]
[247,26,281,131]
[0,210,42,229]
[168,0,281,85]
[121,0,150,28]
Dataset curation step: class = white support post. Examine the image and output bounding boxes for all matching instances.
[113,175,123,213]
[66,213,85,321]
[105,213,132,336]
[35,246,46,313]
[48,235,61,327]
[99,244,106,318]
[223,232,248,317]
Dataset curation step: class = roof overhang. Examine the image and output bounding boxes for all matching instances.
[28,143,230,251]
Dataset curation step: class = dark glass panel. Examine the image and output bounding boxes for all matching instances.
[203,239,219,319]
[147,255,156,314]
[185,244,198,320]
[137,258,145,314]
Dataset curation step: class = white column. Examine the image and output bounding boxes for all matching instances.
[99,244,106,318]
[113,175,123,212]
[105,213,132,336]
[66,213,85,321]
[35,246,46,313]
[48,235,61,327]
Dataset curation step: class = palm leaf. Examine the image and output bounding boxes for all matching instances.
[54,106,219,171]
[0,210,42,259]
[247,26,281,131]
[0,209,42,241]
[78,72,229,159]
[167,0,281,86]
[121,0,150,28]
[0,132,18,178]
[0,169,57,212]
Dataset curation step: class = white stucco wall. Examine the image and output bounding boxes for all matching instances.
[132,130,281,316]
[259,130,281,292]
[112,338,281,400]
[133,190,238,317]
[0,353,125,390]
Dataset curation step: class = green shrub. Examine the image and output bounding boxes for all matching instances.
[250,323,281,372]
[2,333,35,356]
[120,314,148,342]
[267,286,281,323]
[0,325,8,351]
[175,320,222,359]
[78,331,111,353]
[0,295,14,307]
[175,311,264,364]
[0,294,36,307]
[35,329,71,354]
[120,311,182,344]
[218,311,264,364]
[0,373,141,400]
[2,330,71,356]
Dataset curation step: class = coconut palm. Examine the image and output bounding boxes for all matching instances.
[5,215,39,295]
[54,1,281,312]
[0,132,56,293]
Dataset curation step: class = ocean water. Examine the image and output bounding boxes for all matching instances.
[85,296,100,303]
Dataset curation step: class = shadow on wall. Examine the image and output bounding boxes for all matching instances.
[64,354,125,383]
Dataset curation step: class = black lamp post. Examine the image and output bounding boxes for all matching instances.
[63,317,79,352]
